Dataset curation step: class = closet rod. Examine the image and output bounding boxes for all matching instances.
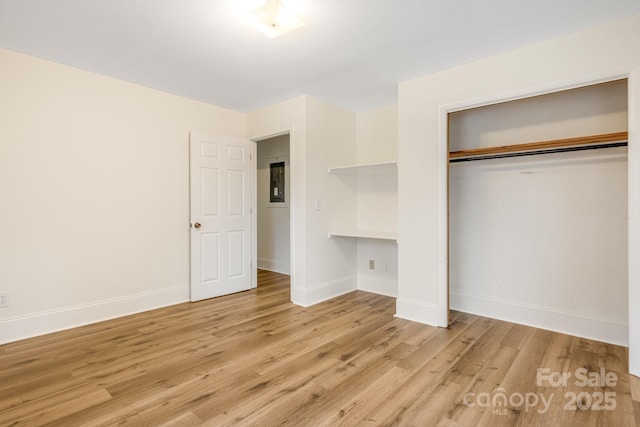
[449,131,628,162]
[449,141,627,163]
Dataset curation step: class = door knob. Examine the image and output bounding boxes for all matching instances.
[194,222,201,229]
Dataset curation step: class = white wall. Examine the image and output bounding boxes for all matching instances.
[356,105,399,233]
[247,96,358,306]
[257,134,290,274]
[449,80,628,151]
[246,96,307,303]
[355,106,399,297]
[450,149,628,344]
[356,105,398,164]
[397,14,640,374]
[450,81,628,344]
[307,97,358,303]
[0,48,245,343]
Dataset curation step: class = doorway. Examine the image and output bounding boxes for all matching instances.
[255,134,291,281]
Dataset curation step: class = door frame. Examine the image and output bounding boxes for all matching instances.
[436,66,640,374]
[251,130,295,293]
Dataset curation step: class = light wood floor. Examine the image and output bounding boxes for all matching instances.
[1,270,638,426]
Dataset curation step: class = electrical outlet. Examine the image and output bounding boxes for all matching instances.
[0,292,9,308]
[384,264,390,272]
[368,260,375,270]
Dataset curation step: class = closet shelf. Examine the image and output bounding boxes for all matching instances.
[328,230,398,241]
[449,131,628,162]
[328,161,397,175]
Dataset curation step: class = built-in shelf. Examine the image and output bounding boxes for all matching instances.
[328,230,398,241]
[328,161,397,176]
[328,160,398,243]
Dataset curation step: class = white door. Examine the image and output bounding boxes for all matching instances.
[190,132,254,301]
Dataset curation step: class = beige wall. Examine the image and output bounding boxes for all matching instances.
[0,48,245,342]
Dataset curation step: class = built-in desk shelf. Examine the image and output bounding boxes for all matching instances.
[328,161,398,243]
[328,230,398,242]
[328,161,397,176]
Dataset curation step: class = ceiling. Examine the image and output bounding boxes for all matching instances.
[1,0,639,113]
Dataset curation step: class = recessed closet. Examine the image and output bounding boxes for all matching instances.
[448,79,628,344]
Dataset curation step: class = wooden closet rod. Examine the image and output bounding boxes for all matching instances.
[449,131,628,162]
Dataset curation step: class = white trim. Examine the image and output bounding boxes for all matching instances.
[251,130,290,141]
[0,285,188,344]
[257,258,290,275]
[451,292,628,347]
[357,277,398,298]
[293,275,357,307]
[252,140,258,289]
[442,67,633,113]
[436,102,450,327]
[628,66,640,376]
[288,126,300,300]
[437,67,638,373]
[257,265,290,275]
[395,297,441,325]
[252,127,297,302]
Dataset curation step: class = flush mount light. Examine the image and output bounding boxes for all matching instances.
[249,0,305,38]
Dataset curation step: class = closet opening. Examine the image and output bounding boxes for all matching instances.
[447,79,629,346]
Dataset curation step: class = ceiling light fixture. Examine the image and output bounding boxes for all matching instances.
[249,0,305,38]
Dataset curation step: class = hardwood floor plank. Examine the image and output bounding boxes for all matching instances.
[0,270,636,426]
[263,327,413,425]
[47,401,142,427]
[631,375,640,402]
[366,317,492,424]
[389,319,512,426]
[157,411,204,427]
[240,381,328,426]
[320,365,412,426]
[0,385,112,426]
[449,342,520,426]
[444,322,521,425]
[191,341,341,423]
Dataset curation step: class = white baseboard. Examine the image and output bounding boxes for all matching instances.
[357,277,398,297]
[395,297,444,326]
[450,291,628,347]
[292,275,357,307]
[0,285,189,344]
[256,258,291,275]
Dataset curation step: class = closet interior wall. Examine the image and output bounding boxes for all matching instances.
[448,79,629,345]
